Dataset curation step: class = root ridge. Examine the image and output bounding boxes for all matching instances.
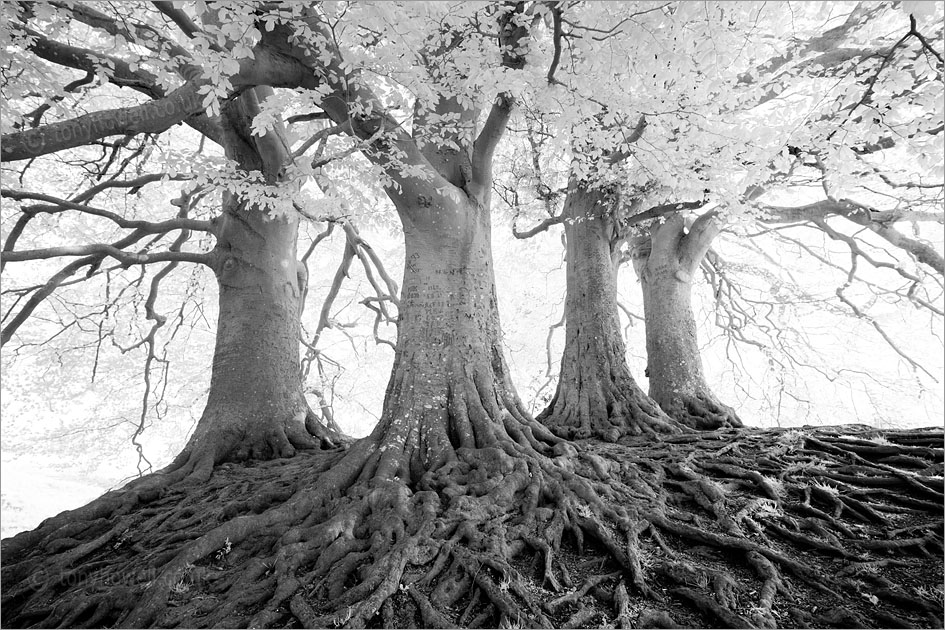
[2,425,942,628]
[539,373,684,442]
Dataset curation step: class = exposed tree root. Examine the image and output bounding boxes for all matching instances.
[170,399,348,471]
[0,407,346,584]
[3,425,942,628]
[538,369,684,442]
[658,390,744,431]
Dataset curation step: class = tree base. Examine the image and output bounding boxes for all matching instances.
[3,425,942,628]
[170,404,348,473]
[660,390,744,431]
[0,406,346,576]
[539,378,684,442]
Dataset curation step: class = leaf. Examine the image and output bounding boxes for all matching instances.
[219,58,241,77]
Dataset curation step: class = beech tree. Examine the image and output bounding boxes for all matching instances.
[628,0,944,425]
[627,209,744,428]
[500,0,782,437]
[4,1,588,625]
[1,2,543,414]
[2,2,943,629]
[1,3,350,478]
[277,3,548,477]
[534,173,683,440]
[506,0,943,430]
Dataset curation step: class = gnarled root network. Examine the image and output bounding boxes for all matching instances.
[0,403,346,569]
[2,424,942,628]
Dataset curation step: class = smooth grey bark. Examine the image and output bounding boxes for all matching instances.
[538,181,680,441]
[357,192,546,483]
[0,47,316,163]
[631,212,743,430]
[168,88,338,477]
[252,5,554,481]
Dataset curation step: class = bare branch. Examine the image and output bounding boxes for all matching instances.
[1,213,33,273]
[2,259,127,298]
[1,244,210,266]
[810,217,924,283]
[758,199,872,223]
[49,0,194,61]
[2,174,192,272]
[513,213,566,239]
[759,199,945,276]
[528,308,566,411]
[297,214,399,381]
[1,257,97,346]
[560,3,672,41]
[292,123,355,162]
[763,227,940,315]
[616,298,643,339]
[471,2,530,193]
[2,82,204,162]
[2,46,318,161]
[608,115,648,164]
[680,210,721,274]
[756,199,945,225]
[73,173,192,203]
[624,200,705,227]
[301,222,336,264]
[151,1,203,39]
[835,286,938,382]
[342,223,400,309]
[908,14,944,64]
[287,112,331,125]
[121,224,195,476]
[2,185,210,347]
[0,226,162,346]
[360,298,398,351]
[300,239,355,382]
[22,71,95,129]
[122,191,198,476]
[1,190,212,233]
[23,26,164,99]
[18,25,223,143]
[851,218,945,277]
[739,223,943,382]
[546,4,564,85]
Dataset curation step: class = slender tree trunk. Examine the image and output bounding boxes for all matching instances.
[538,182,679,441]
[631,212,743,430]
[169,89,337,476]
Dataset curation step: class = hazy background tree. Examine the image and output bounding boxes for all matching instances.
[500,0,943,430]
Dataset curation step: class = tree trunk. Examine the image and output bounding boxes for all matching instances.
[355,192,543,483]
[168,89,337,477]
[631,212,743,429]
[538,182,680,441]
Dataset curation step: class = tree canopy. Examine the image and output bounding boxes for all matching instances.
[1,2,943,628]
[3,0,941,461]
